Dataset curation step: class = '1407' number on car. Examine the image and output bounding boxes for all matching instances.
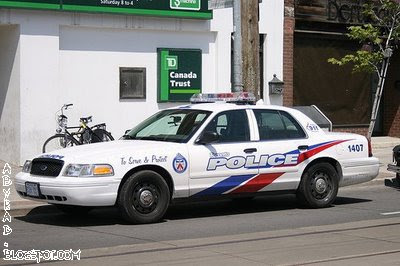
[348,144,363,152]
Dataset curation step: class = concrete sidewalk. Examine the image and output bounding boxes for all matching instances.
[1,136,399,217]
[5,216,397,265]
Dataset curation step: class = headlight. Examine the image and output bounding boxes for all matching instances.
[64,164,114,177]
[22,160,32,173]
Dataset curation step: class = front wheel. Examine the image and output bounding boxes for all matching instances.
[118,170,170,224]
[42,134,79,153]
[297,162,339,208]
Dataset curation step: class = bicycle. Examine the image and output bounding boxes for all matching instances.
[42,104,114,153]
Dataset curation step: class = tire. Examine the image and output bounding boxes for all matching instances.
[118,170,170,224]
[54,204,92,216]
[42,134,79,153]
[91,129,114,143]
[297,162,339,208]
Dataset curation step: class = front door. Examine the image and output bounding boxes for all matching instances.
[188,109,258,197]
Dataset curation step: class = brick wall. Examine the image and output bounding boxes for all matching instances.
[287,2,400,137]
[383,51,400,137]
[333,127,368,137]
[283,0,294,106]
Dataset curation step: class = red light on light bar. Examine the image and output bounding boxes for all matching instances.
[190,92,256,104]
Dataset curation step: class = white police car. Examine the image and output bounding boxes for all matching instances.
[15,93,379,224]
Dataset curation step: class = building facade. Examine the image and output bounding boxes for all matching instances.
[284,0,400,136]
[0,0,284,165]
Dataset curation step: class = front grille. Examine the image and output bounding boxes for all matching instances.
[30,158,64,177]
[17,191,67,201]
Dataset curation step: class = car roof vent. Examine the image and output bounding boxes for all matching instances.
[293,105,332,132]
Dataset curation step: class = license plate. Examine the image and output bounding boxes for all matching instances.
[25,182,40,198]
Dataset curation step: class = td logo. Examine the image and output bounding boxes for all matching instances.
[165,55,178,70]
[170,0,201,11]
[171,0,181,8]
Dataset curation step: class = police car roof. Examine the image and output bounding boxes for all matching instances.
[168,102,317,128]
[171,102,302,114]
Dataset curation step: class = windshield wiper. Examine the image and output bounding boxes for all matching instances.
[138,136,163,141]
[122,134,135,140]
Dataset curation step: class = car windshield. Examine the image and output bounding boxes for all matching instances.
[123,109,211,143]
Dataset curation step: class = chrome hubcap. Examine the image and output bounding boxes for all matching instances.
[315,178,327,194]
[139,190,154,207]
[132,182,159,214]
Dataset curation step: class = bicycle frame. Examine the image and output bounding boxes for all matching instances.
[43,104,114,153]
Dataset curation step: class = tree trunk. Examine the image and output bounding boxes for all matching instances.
[241,0,260,99]
[367,57,391,139]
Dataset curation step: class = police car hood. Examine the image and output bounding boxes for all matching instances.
[41,140,179,161]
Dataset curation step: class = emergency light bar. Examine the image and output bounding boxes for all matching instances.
[190,92,256,104]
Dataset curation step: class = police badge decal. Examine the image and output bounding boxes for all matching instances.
[173,153,188,174]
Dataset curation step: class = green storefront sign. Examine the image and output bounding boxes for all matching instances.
[158,48,202,102]
[0,0,211,19]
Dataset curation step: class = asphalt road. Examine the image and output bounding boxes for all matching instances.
[3,184,400,254]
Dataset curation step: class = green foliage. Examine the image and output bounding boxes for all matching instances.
[328,0,400,74]
[328,51,383,73]
[347,24,382,45]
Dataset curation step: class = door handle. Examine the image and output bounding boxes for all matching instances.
[298,145,309,152]
[244,148,257,153]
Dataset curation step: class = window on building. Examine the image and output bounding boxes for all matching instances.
[120,67,146,99]
[294,33,371,126]
[253,110,306,140]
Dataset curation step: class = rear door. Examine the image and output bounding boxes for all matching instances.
[250,109,311,191]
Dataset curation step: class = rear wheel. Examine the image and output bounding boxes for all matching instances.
[297,163,339,208]
[42,134,79,153]
[118,170,170,224]
[91,129,114,143]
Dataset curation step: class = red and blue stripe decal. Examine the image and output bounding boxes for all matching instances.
[193,140,349,197]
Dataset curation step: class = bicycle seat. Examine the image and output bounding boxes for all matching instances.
[80,116,92,123]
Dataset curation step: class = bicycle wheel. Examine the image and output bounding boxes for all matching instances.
[42,134,79,153]
[91,129,114,143]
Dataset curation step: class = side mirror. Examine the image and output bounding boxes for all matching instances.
[197,131,219,144]
[125,129,131,135]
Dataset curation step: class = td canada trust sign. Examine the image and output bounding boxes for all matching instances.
[0,0,211,19]
[158,48,202,102]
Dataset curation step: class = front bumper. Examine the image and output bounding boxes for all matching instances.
[15,172,120,206]
[387,164,400,174]
[340,157,380,187]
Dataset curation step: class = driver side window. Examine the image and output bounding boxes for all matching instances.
[203,110,250,143]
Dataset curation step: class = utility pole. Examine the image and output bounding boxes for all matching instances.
[232,0,243,92]
[241,0,260,98]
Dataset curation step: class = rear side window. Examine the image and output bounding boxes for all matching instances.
[253,110,306,140]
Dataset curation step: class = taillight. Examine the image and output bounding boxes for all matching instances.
[367,138,373,157]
